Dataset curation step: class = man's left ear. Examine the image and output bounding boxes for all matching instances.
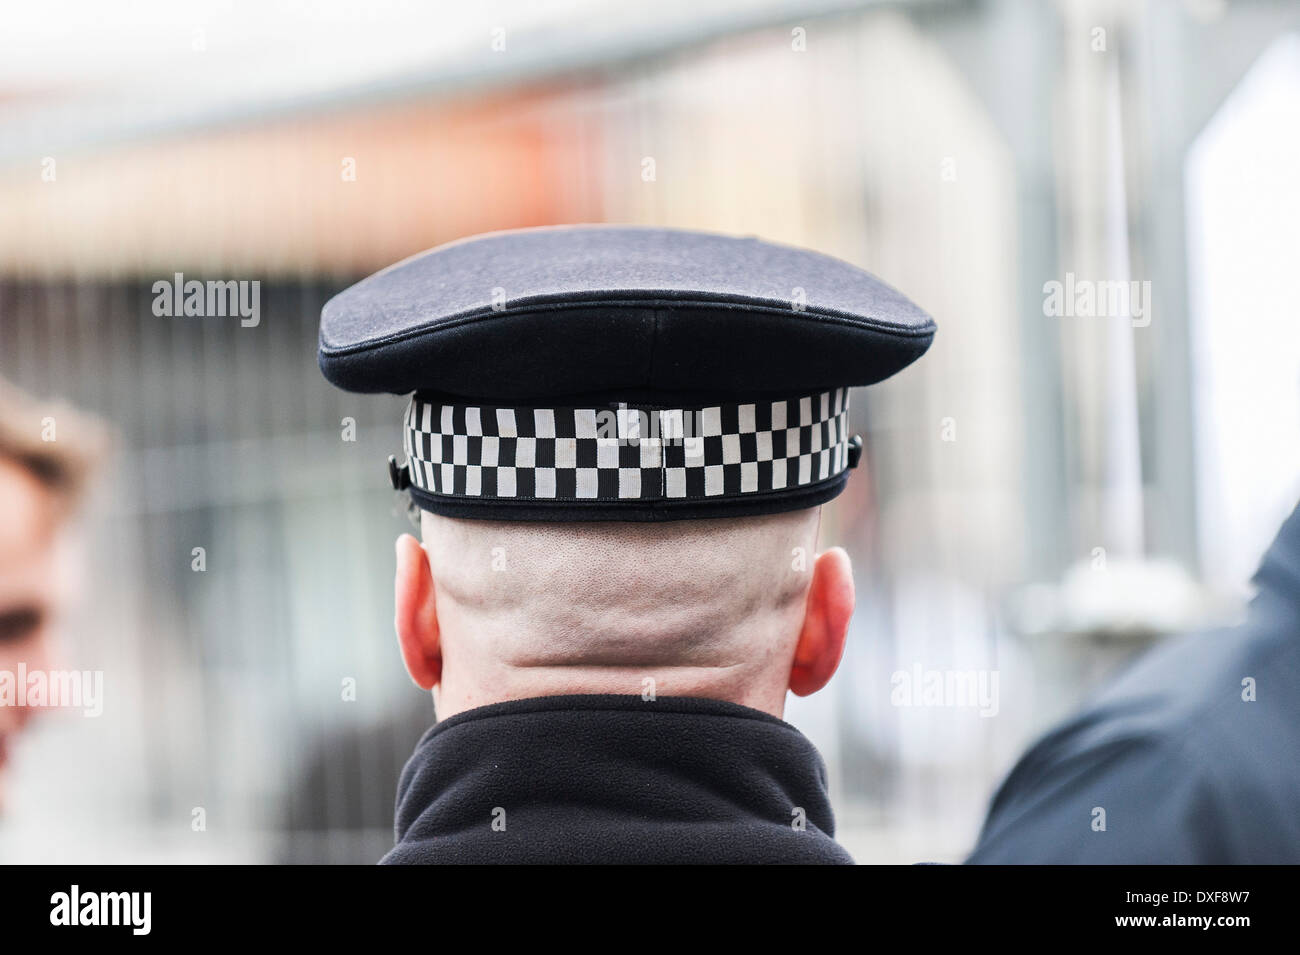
[394,533,442,690]
[788,546,854,697]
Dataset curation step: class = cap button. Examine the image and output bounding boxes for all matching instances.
[388,455,411,491]
[847,434,864,469]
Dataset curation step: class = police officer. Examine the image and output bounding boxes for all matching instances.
[969,502,1300,864]
[318,225,935,864]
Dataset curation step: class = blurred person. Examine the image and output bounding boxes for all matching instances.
[0,379,103,814]
[318,225,936,863]
[968,501,1300,864]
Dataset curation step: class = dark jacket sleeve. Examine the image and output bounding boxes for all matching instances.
[966,725,1235,864]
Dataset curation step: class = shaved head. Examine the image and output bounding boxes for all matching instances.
[425,508,818,660]
[396,508,854,719]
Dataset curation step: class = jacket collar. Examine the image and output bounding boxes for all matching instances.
[384,694,853,864]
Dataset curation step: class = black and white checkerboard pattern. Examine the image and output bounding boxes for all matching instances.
[402,388,851,502]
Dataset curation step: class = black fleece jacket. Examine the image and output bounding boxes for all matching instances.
[382,694,854,864]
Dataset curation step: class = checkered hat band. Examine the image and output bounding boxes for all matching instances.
[402,389,851,502]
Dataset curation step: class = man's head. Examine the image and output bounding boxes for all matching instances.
[321,227,934,721]
[0,381,102,804]
[394,507,854,719]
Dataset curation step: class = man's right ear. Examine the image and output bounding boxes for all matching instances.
[394,533,441,690]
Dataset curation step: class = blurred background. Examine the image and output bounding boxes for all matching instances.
[1,0,1298,863]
